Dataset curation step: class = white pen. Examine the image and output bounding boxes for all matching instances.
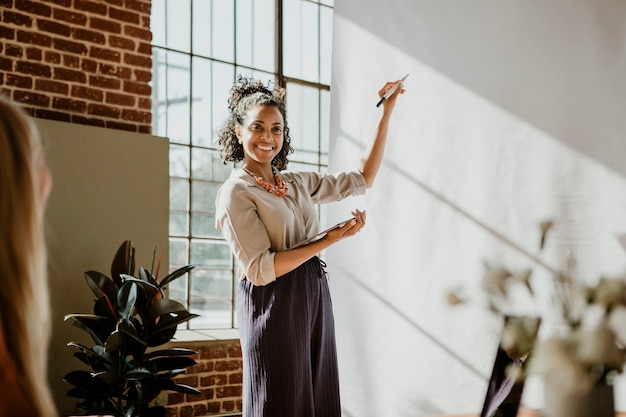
[376,74,409,107]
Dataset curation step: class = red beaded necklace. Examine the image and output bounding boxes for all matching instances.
[243,167,289,197]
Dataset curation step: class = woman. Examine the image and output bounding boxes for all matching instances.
[215,75,403,417]
[0,95,57,417]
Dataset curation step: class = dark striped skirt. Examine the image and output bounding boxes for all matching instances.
[238,256,341,417]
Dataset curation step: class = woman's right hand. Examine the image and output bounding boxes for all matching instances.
[324,209,366,243]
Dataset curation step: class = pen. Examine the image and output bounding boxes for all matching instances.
[376,74,409,107]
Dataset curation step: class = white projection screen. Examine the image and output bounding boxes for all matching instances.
[325,1,626,416]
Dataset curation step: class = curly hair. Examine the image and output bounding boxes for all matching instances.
[217,75,293,170]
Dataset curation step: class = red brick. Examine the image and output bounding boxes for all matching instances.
[140,15,149,29]
[214,360,241,372]
[109,6,139,25]
[179,405,193,417]
[44,51,61,64]
[90,16,121,34]
[104,0,124,5]
[89,75,120,90]
[53,97,87,112]
[172,375,197,388]
[137,41,151,55]
[37,19,71,37]
[167,392,185,405]
[123,80,150,96]
[81,58,97,72]
[53,38,89,55]
[53,9,88,25]
[6,74,33,88]
[35,79,68,94]
[75,0,107,15]
[106,120,138,132]
[72,27,106,44]
[16,61,51,77]
[123,52,150,68]
[125,0,151,14]
[124,25,151,42]
[206,402,221,413]
[17,30,52,47]
[109,34,135,51]
[193,404,207,416]
[196,388,214,401]
[13,89,50,106]
[15,0,52,17]
[71,85,103,101]
[33,108,71,122]
[0,26,15,40]
[0,0,12,7]
[120,109,149,123]
[200,346,227,360]
[26,47,42,60]
[5,44,23,57]
[227,344,242,357]
[62,54,80,68]
[228,373,242,384]
[222,400,236,411]
[0,57,12,71]
[105,92,134,106]
[138,97,151,110]
[89,46,120,62]
[54,67,87,83]
[44,0,72,6]
[138,124,151,134]
[116,66,132,79]
[3,11,33,27]
[216,385,242,399]
[71,114,105,127]
[88,103,120,118]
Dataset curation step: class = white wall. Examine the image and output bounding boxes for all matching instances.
[38,119,169,415]
[327,1,626,416]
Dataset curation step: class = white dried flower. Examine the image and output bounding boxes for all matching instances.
[591,277,626,311]
[574,324,625,372]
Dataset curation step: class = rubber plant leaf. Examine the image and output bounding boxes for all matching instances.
[117,281,137,320]
[111,239,135,287]
[146,356,197,372]
[158,264,198,289]
[84,270,118,319]
[144,348,197,359]
[64,313,112,346]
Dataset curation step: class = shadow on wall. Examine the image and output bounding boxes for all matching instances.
[336,0,626,178]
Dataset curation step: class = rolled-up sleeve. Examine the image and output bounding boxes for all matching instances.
[215,181,277,286]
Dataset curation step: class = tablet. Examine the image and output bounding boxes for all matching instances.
[292,217,356,248]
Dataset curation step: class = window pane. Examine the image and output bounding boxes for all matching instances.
[191,57,212,147]
[287,83,320,165]
[166,0,191,52]
[320,6,333,85]
[283,0,319,82]
[166,52,191,144]
[212,62,236,146]
[169,144,189,177]
[236,0,275,71]
[152,0,166,47]
[190,239,231,267]
[170,178,190,236]
[320,88,330,163]
[170,237,190,266]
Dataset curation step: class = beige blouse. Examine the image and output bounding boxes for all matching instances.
[215,168,366,286]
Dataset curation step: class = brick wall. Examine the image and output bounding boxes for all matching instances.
[0,0,153,133]
[166,340,243,417]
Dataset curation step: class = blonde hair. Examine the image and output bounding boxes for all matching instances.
[0,95,57,416]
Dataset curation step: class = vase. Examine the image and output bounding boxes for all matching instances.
[542,381,614,417]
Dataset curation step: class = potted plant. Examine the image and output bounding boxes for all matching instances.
[63,240,201,417]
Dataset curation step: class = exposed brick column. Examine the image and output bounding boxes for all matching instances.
[0,0,153,133]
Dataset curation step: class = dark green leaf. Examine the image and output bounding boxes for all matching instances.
[159,264,198,289]
[62,370,112,394]
[148,298,188,319]
[144,348,197,359]
[85,271,118,319]
[111,240,135,286]
[146,356,197,372]
[117,281,138,320]
[65,314,113,346]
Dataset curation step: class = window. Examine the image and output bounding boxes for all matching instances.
[151,0,334,329]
